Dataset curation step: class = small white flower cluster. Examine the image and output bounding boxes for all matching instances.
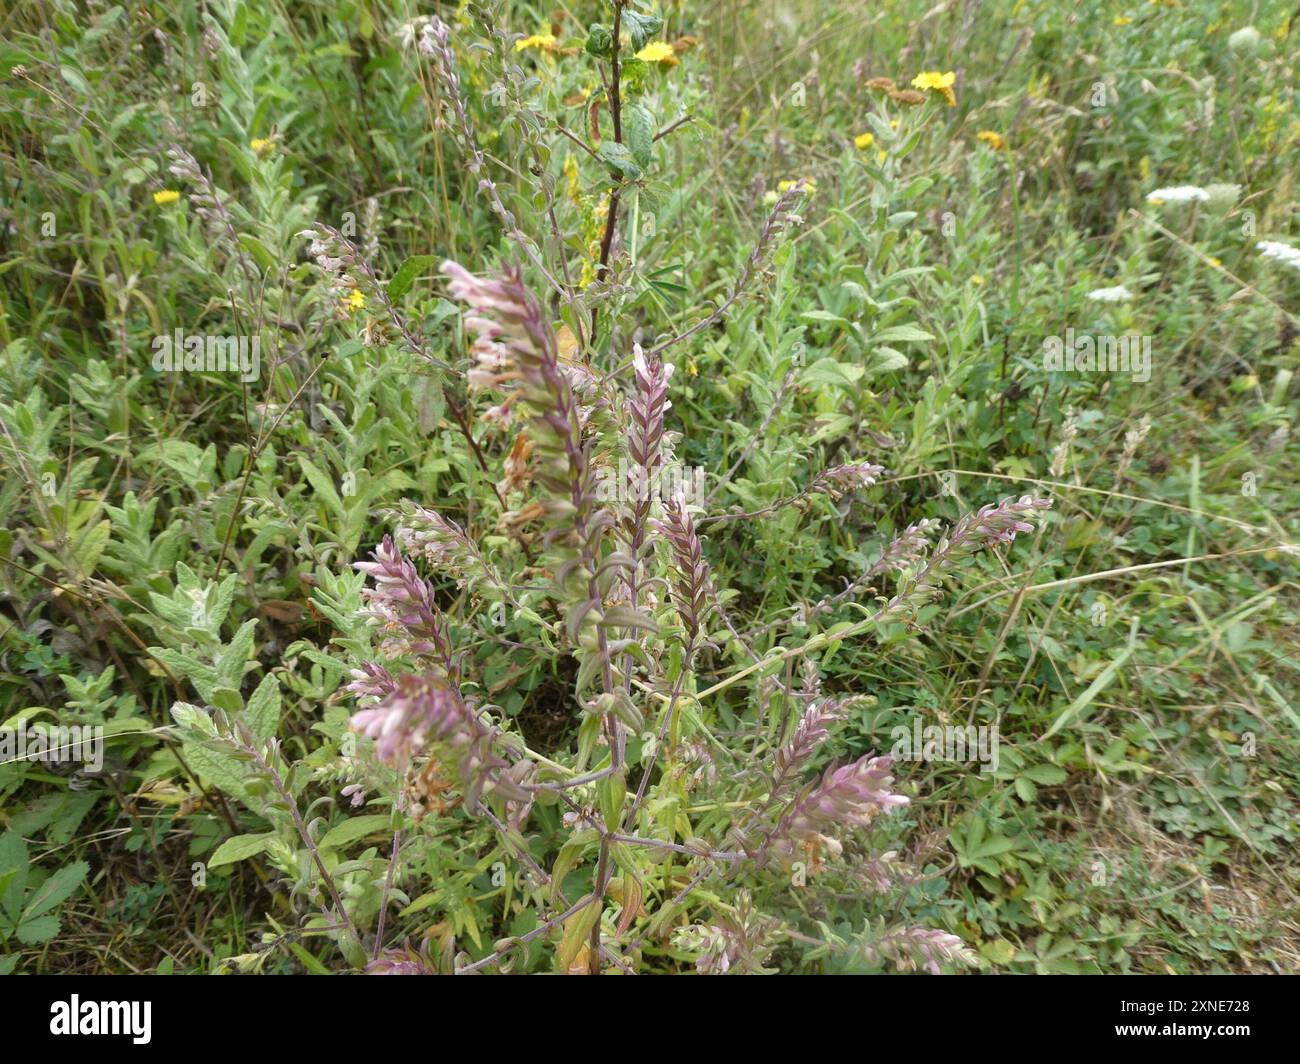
[1085,285,1133,303]
[1256,240,1300,272]
[396,16,434,50]
[1146,185,1210,205]
[1204,183,1242,206]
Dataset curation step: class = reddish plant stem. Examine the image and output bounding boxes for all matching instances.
[591,1,626,340]
[587,6,628,968]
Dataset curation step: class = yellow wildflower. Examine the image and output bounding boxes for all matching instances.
[971,274,985,286]
[514,32,556,52]
[854,131,874,150]
[1113,15,1133,26]
[250,138,273,156]
[976,130,1005,150]
[343,289,366,314]
[778,177,816,195]
[556,325,579,364]
[579,193,609,289]
[635,41,677,65]
[564,154,581,206]
[153,190,180,206]
[911,70,956,107]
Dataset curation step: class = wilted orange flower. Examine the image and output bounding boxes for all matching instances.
[890,89,927,106]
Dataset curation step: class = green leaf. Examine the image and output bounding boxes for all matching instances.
[598,770,626,831]
[598,141,641,181]
[801,359,865,388]
[387,255,438,302]
[0,831,29,924]
[622,11,664,51]
[215,619,258,693]
[981,939,1018,966]
[183,741,253,802]
[208,833,276,869]
[0,870,17,909]
[319,814,391,851]
[865,346,909,374]
[1041,621,1137,740]
[1021,764,1068,786]
[871,323,934,344]
[584,24,612,58]
[556,899,601,971]
[169,701,215,737]
[399,892,442,918]
[211,687,242,715]
[297,457,344,517]
[624,103,655,169]
[73,520,112,576]
[59,65,90,96]
[22,861,88,921]
[244,672,280,742]
[237,233,276,272]
[799,309,853,328]
[16,915,60,945]
[599,606,658,632]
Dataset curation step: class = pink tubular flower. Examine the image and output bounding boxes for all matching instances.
[888,495,1052,617]
[443,260,602,551]
[349,673,528,809]
[673,892,777,975]
[624,344,674,566]
[442,261,558,398]
[868,925,978,975]
[349,672,470,765]
[364,938,436,975]
[393,503,477,573]
[771,753,908,860]
[808,460,885,502]
[869,518,939,576]
[354,535,454,670]
[771,699,844,796]
[653,494,715,649]
[345,661,397,702]
[947,494,1052,551]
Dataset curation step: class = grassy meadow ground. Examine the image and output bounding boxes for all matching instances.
[1,0,1298,974]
